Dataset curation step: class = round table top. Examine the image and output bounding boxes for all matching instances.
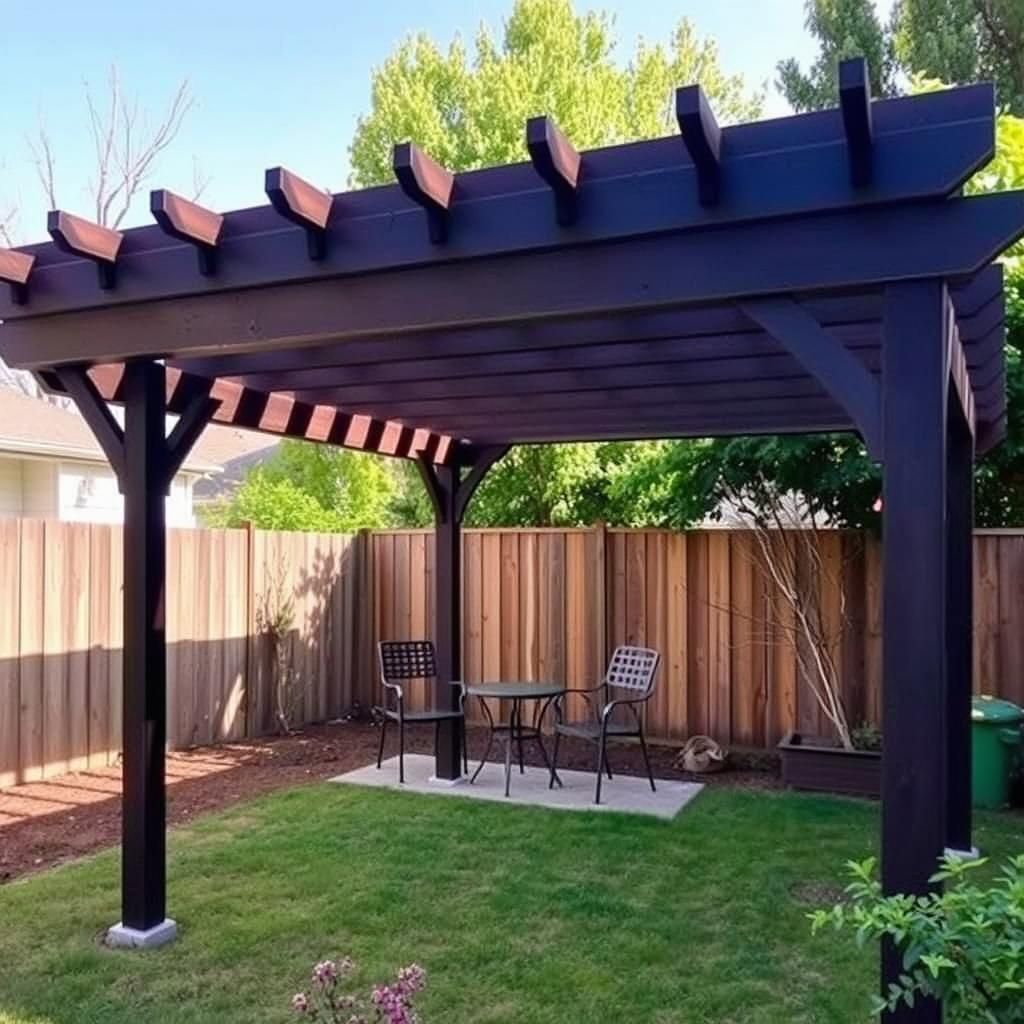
[465,681,564,700]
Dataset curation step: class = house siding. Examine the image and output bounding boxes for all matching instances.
[0,456,198,525]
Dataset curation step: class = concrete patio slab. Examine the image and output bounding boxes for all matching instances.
[329,755,703,820]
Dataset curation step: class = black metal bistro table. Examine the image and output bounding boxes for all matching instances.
[465,682,565,797]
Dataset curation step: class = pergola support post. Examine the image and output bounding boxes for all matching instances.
[418,446,509,780]
[881,280,950,1022]
[58,360,217,948]
[946,399,975,857]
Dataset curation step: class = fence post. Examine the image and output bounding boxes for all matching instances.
[593,522,608,674]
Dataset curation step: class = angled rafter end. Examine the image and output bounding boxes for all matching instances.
[675,84,722,206]
[527,115,581,226]
[150,189,224,276]
[393,142,454,243]
[47,210,122,290]
[265,166,333,260]
[0,248,35,305]
[839,57,873,188]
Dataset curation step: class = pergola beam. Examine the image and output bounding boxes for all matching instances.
[0,85,998,324]
[175,268,1000,380]
[5,192,1020,371]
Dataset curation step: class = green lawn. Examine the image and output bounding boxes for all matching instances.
[0,784,1020,1024]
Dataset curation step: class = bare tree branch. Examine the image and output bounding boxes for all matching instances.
[720,475,855,750]
[190,156,211,203]
[27,127,58,211]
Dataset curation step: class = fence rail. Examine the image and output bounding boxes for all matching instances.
[1,521,1022,786]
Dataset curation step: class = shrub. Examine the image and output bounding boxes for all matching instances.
[810,854,1024,1022]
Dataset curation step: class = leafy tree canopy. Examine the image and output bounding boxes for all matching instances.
[893,0,1024,115]
[349,0,764,188]
[780,0,1024,115]
[202,441,406,532]
[777,0,897,111]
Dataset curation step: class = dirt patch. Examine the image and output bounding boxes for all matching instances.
[0,722,779,884]
[788,881,846,907]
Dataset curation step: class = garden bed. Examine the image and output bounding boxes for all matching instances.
[779,732,882,798]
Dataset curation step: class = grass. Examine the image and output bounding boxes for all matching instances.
[0,784,1020,1024]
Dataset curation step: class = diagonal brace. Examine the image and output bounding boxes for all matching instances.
[741,298,882,457]
[417,445,510,524]
[56,365,127,483]
[163,391,221,490]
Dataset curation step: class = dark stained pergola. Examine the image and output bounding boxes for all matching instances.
[2,57,1022,1018]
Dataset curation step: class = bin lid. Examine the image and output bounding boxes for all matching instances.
[971,695,1024,724]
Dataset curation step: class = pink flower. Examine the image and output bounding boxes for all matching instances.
[313,959,339,987]
[291,992,309,1013]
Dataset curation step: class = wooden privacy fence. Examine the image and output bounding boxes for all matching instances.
[1,521,1023,786]
[371,527,1024,747]
[0,520,362,786]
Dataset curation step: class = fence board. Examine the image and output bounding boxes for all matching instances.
[0,520,20,788]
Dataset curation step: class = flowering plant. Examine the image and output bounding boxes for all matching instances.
[291,956,426,1024]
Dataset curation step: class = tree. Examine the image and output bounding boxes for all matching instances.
[202,440,404,532]
[349,0,763,526]
[777,0,897,112]
[1,67,200,401]
[893,0,1024,115]
[350,0,763,187]
[780,1,1024,116]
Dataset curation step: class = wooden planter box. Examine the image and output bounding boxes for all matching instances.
[778,732,881,799]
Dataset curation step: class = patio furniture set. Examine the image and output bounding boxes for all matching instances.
[376,640,660,804]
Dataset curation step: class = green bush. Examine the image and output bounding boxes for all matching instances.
[810,854,1024,1022]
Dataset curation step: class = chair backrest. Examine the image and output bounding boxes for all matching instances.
[379,640,437,686]
[604,645,660,698]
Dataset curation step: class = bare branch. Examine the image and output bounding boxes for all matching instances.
[0,204,17,247]
[31,66,195,228]
[719,475,854,750]
[190,156,211,203]
[27,127,58,211]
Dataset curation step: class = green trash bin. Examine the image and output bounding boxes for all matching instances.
[971,695,1023,809]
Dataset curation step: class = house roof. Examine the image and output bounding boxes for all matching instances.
[0,387,277,475]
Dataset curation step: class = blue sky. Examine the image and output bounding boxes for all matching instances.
[1,0,895,243]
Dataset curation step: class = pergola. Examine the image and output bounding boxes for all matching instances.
[1,58,1021,1018]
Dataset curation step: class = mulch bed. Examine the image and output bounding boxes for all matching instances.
[0,722,779,885]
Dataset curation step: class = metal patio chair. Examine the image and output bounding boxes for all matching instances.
[375,640,468,784]
[549,645,661,804]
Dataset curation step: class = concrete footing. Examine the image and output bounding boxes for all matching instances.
[105,918,178,949]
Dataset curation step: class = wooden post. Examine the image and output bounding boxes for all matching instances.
[419,446,509,779]
[120,360,170,933]
[946,400,974,854]
[58,360,217,946]
[433,465,463,779]
[881,280,949,1022]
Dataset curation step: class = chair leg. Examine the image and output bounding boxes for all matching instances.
[595,728,608,805]
[377,717,388,770]
[638,728,656,792]
[516,704,525,774]
[549,730,561,790]
[399,717,405,784]
[462,719,469,776]
[603,747,613,780]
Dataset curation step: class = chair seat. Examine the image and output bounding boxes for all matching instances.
[554,719,638,739]
[380,707,464,723]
